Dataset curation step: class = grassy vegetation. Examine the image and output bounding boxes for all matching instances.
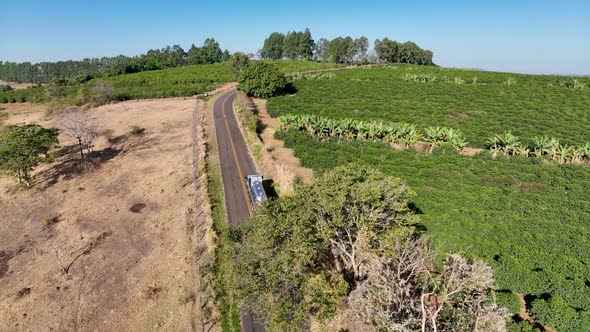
[276,130,590,331]
[205,124,240,332]
[267,64,590,147]
[262,60,346,75]
[103,62,233,100]
[0,85,46,103]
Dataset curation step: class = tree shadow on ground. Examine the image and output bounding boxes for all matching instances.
[34,145,122,189]
[34,130,155,189]
[284,82,298,95]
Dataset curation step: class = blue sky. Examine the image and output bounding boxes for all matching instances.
[1,0,588,75]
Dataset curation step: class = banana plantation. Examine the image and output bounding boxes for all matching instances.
[278,114,590,165]
[278,114,468,149]
[488,131,590,164]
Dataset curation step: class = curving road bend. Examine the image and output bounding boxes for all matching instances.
[212,89,264,332]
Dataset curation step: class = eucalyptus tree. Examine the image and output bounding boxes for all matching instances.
[260,32,285,60]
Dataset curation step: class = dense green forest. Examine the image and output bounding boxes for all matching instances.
[267,65,590,147]
[275,130,590,331]
[0,38,229,83]
[259,29,434,65]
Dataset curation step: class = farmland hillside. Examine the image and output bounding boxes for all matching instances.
[268,65,590,331]
[268,65,590,147]
[0,60,343,104]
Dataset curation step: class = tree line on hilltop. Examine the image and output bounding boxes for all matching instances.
[259,28,434,65]
[0,38,230,84]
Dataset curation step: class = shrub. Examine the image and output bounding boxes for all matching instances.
[238,62,287,98]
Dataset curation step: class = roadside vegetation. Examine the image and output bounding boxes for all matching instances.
[267,65,590,148]
[275,130,590,331]
[234,165,509,331]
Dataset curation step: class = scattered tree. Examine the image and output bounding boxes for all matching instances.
[349,236,509,332]
[92,81,115,105]
[260,32,285,60]
[230,52,250,80]
[0,124,59,187]
[58,110,98,160]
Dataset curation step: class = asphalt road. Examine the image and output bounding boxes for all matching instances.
[212,89,264,332]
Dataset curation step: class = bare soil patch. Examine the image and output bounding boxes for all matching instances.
[250,97,314,193]
[0,97,204,331]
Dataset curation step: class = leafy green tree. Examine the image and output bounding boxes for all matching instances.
[235,165,419,329]
[0,124,59,187]
[260,32,285,60]
[187,43,201,65]
[353,36,369,64]
[221,49,231,62]
[230,52,250,81]
[238,62,286,98]
[314,38,330,62]
[283,31,301,60]
[298,28,315,60]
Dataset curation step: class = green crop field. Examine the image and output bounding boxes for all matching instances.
[276,130,590,331]
[0,60,343,103]
[262,60,346,75]
[268,65,590,330]
[267,65,590,148]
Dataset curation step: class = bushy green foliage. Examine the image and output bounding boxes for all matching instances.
[235,165,419,330]
[238,62,287,98]
[230,52,250,80]
[267,65,590,148]
[495,292,522,315]
[0,124,59,187]
[0,85,46,103]
[529,297,590,331]
[276,130,590,330]
[374,38,434,65]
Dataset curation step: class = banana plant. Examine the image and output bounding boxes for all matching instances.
[555,144,573,164]
[445,128,468,150]
[581,143,590,162]
[532,136,555,157]
[423,126,444,153]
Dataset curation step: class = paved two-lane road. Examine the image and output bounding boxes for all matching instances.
[212,89,263,332]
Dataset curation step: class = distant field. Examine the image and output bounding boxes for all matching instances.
[277,130,590,331]
[0,60,343,103]
[267,65,590,147]
[262,60,346,74]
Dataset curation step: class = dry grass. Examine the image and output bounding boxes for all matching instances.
[0,97,205,331]
[247,97,314,195]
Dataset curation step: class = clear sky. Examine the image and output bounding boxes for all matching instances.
[1,0,589,75]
